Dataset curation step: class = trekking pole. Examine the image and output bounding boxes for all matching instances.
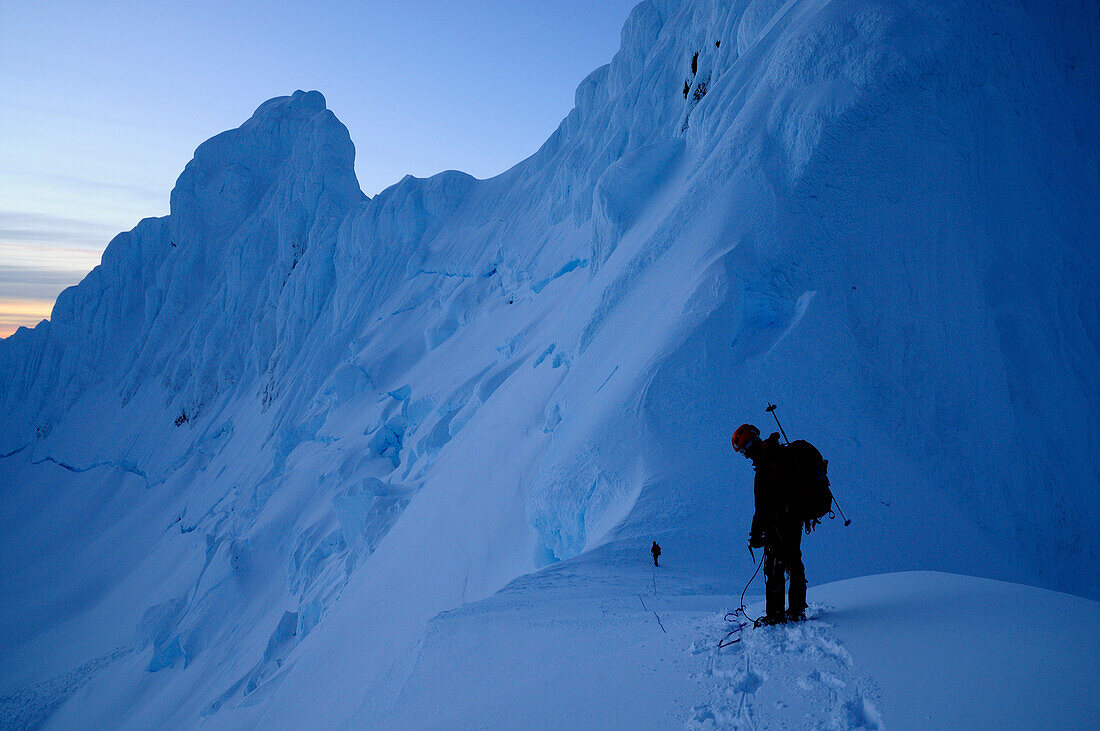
[832,495,852,526]
[765,403,790,444]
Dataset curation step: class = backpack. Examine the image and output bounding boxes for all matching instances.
[782,440,833,532]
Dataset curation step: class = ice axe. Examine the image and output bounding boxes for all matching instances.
[764,403,789,445]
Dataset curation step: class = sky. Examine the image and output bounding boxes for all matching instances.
[0,0,640,338]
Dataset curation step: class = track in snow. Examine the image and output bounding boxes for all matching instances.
[689,604,883,729]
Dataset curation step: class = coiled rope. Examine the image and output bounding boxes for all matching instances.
[718,552,765,648]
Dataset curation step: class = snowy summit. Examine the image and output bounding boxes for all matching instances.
[1,0,1098,727]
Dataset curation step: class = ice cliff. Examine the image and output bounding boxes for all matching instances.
[1,0,1098,726]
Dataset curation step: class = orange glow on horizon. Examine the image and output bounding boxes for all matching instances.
[0,298,53,339]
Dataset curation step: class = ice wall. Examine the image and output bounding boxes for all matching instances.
[1,0,1097,726]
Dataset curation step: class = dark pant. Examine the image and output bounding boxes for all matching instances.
[764,518,806,617]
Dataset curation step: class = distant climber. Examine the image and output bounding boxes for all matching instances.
[732,423,827,625]
[651,540,661,567]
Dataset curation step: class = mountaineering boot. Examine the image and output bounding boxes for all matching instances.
[754,614,787,627]
[785,608,806,623]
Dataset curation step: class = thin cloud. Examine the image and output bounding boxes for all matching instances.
[0,264,91,299]
[0,240,100,333]
[0,243,103,272]
[0,96,175,139]
[0,297,54,318]
[0,171,166,205]
[0,210,124,230]
[19,173,165,203]
[0,211,127,245]
[0,249,95,339]
[0,226,113,245]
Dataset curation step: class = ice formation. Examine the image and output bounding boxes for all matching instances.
[1,0,1097,726]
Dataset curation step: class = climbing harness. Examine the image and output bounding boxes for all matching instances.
[718,551,766,648]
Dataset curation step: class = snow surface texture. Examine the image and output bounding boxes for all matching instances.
[1,0,1098,727]
[369,568,1100,729]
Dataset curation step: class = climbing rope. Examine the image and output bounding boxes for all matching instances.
[637,559,671,634]
[638,593,668,634]
[718,552,766,648]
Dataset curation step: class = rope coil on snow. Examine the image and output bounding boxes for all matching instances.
[719,552,766,648]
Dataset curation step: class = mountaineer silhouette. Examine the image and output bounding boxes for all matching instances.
[732,419,833,626]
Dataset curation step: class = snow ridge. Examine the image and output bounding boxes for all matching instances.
[1,0,1099,727]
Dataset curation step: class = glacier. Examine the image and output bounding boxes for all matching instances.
[1,0,1098,727]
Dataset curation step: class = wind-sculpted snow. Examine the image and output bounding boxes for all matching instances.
[1,0,1099,726]
[0,90,363,450]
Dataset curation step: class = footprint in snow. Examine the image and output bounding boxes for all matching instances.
[687,604,883,729]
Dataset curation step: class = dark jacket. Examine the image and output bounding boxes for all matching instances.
[749,433,793,547]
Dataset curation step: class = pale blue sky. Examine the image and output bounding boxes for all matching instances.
[0,0,639,336]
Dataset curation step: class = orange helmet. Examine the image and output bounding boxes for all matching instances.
[731,424,760,452]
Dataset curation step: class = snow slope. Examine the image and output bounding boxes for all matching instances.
[1,0,1098,726]
[364,568,1100,729]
